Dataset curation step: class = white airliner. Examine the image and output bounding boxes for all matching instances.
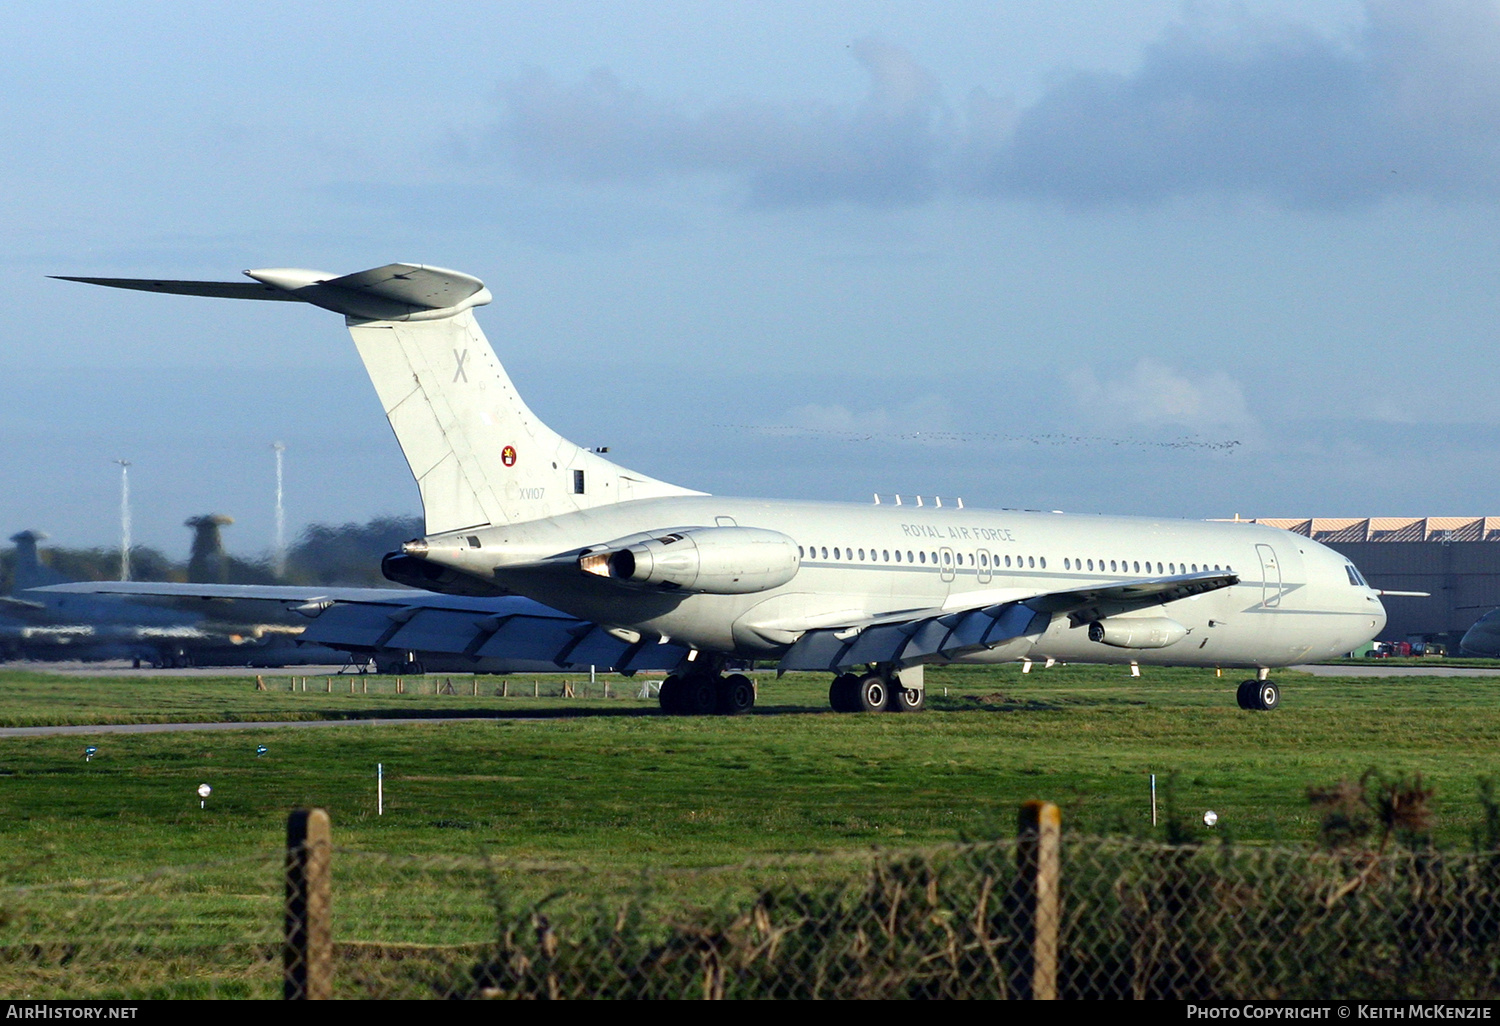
[60,264,1386,714]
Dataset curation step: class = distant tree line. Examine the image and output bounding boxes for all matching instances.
[0,514,424,593]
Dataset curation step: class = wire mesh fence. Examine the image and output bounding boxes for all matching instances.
[4,827,1500,999]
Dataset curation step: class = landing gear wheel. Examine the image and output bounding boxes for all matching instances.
[658,675,684,714]
[829,673,861,712]
[716,674,756,715]
[682,675,719,716]
[1238,679,1279,710]
[887,686,926,713]
[856,674,888,713]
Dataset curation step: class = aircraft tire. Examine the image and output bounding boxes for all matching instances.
[716,673,756,715]
[658,674,684,714]
[829,673,860,712]
[683,675,719,716]
[856,674,888,713]
[1254,681,1280,711]
[887,686,926,713]
[1235,680,1256,709]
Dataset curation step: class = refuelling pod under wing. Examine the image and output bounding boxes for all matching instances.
[580,527,800,595]
[1087,616,1187,650]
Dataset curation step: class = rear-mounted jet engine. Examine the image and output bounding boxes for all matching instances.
[580,527,799,594]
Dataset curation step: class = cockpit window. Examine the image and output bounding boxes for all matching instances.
[1345,565,1368,587]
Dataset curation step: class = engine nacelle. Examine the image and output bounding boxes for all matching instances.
[1087,616,1187,650]
[580,527,800,595]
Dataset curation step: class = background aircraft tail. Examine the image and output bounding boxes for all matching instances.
[10,531,69,592]
[60,264,701,535]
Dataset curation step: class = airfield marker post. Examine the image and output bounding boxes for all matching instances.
[1016,800,1061,1001]
[284,807,332,1000]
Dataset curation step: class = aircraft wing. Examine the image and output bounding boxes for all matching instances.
[0,594,51,620]
[32,582,691,673]
[777,570,1238,672]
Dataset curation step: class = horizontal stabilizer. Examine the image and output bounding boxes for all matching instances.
[57,263,493,322]
[51,276,300,301]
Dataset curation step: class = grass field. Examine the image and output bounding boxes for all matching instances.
[4,662,1500,866]
[3,662,1500,996]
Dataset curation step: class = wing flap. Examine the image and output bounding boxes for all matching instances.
[298,604,408,649]
[385,609,497,654]
[776,571,1234,673]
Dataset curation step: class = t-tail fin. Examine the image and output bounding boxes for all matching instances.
[57,264,702,534]
[9,531,68,592]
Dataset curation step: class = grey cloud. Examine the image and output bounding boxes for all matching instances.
[990,0,1500,207]
[499,36,947,207]
[495,2,1500,211]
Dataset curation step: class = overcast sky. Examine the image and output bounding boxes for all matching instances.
[4,0,1499,558]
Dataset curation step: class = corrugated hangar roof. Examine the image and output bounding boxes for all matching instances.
[1224,517,1500,543]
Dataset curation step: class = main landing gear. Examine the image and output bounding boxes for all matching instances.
[1236,679,1280,711]
[828,667,926,714]
[658,671,756,716]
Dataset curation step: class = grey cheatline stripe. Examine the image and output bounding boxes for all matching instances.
[0,717,548,738]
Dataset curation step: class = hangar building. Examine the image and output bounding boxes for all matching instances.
[1241,517,1500,648]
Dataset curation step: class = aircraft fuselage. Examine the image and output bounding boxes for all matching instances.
[415,496,1386,670]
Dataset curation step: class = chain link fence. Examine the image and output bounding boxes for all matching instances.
[5,824,1500,999]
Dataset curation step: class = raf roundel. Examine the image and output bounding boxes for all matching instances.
[501,445,517,467]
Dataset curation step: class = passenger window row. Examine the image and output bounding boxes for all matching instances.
[793,545,1048,569]
[793,545,1233,578]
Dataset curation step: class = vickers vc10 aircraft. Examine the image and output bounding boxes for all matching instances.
[61,264,1386,714]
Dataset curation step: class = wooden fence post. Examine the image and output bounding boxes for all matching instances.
[1017,800,1061,1000]
[285,808,332,1000]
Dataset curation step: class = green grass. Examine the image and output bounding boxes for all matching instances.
[0,668,638,727]
[3,662,1500,996]
[4,663,1500,864]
